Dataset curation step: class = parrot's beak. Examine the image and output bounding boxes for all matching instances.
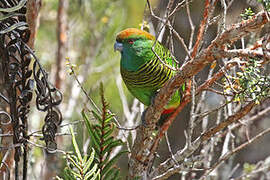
[114,42,123,52]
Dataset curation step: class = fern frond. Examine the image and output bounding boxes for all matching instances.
[56,126,100,180]
[82,82,127,180]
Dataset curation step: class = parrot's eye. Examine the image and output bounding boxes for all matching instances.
[128,39,134,44]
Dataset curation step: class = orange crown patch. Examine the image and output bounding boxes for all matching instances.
[116,28,155,41]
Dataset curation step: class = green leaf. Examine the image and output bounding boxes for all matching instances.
[101,137,114,148]
[63,168,76,180]
[83,111,100,153]
[103,123,114,132]
[69,167,82,179]
[92,125,102,138]
[83,148,95,174]
[89,169,100,180]
[100,153,111,168]
[103,167,119,180]
[70,154,79,163]
[84,163,98,179]
[102,150,128,177]
[102,140,124,156]
[69,125,83,162]
[81,110,90,121]
[104,114,115,123]
[94,124,102,131]
[103,126,115,140]
[92,110,103,124]
[83,153,88,164]
[67,156,81,171]
[92,127,101,143]
[113,168,120,180]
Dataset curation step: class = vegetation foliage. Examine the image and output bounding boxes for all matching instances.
[233,59,270,104]
[82,84,128,180]
[57,83,127,180]
[56,126,100,180]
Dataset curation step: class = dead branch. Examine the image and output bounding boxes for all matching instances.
[201,127,270,179]
[150,100,256,179]
[128,10,269,178]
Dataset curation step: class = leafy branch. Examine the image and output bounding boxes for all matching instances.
[227,58,270,104]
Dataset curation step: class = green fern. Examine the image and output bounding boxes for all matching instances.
[240,7,255,20]
[82,83,128,180]
[56,126,100,180]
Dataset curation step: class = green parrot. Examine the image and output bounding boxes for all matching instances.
[114,28,182,117]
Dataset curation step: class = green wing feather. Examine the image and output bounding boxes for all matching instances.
[121,41,181,109]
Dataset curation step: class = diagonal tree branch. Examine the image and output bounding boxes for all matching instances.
[200,126,270,179]
[129,10,269,178]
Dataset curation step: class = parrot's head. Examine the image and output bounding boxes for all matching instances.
[114,28,155,70]
[114,28,155,53]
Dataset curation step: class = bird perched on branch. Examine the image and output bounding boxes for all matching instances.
[114,28,184,122]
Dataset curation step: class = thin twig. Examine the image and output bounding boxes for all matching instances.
[186,0,195,51]
[164,132,178,165]
[201,101,255,141]
[200,127,270,179]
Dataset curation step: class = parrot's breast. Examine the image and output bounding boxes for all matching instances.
[120,58,173,89]
[120,58,175,105]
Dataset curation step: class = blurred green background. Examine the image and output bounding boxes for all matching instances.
[36,0,146,115]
